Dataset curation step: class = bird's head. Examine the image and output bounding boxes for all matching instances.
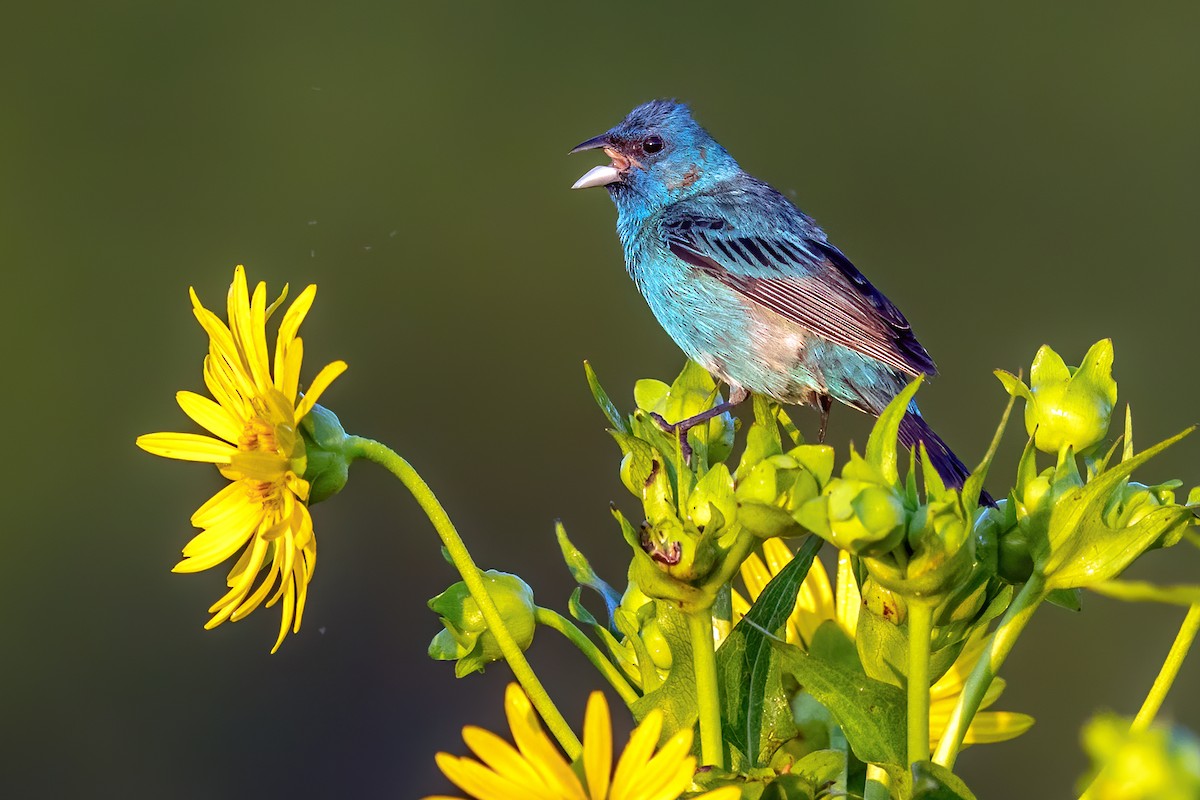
[570,100,738,210]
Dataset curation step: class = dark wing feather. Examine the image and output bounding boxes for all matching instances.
[663,215,936,378]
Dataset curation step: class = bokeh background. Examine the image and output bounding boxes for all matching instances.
[3,2,1198,797]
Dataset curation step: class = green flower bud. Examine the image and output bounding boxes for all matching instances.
[997,340,1117,455]
[822,478,908,555]
[427,571,536,678]
[618,584,672,671]
[1104,481,1179,528]
[298,402,351,504]
[998,525,1035,584]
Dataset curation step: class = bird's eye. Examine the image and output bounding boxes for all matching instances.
[642,136,664,154]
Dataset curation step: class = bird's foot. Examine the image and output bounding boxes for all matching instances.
[648,387,749,464]
[816,395,833,444]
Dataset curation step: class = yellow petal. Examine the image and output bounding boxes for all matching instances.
[270,571,296,653]
[739,553,771,603]
[610,710,663,798]
[176,390,242,443]
[230,555,280,622]
[435,753,538,800]
[180,507,259,560]
[623,728,694,800]
[793,553,835,646]
[461,727,556,798]
[295,360,348,419]
[137,433,235,463]
[834,550,861,637]
[190,482,252,528]
[504,685,586,798]
[582,691,612,800]
[961,712,1035,744]
[277,284,316,359]
[761,538,795,574]
[265,282,290,321]
[276,336,304,401]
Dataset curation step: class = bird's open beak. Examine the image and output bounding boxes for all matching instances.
[570,134,623,189]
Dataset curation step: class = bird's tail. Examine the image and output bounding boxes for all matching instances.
[898,411,994,506]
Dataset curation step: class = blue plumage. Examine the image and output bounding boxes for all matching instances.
[571,100,974,488]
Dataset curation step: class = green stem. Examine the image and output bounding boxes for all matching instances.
[864,764,892,800]
[687,606,725,769]
[907,600,934,766]
[703,527,758,593]
[830,725,850,796]
[346,435,582,759]
[1132,603,1200,732]
[933,573,1046,769]
[534,607,640,708]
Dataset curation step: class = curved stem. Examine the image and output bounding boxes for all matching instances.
[907,600,934,766]
[687,606,725,769]
[933,573,1046,769]
[346,435,582,759]
[535,607,640,707]
[1132,603,1200,732]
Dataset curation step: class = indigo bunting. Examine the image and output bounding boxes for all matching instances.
[571,100,976,489]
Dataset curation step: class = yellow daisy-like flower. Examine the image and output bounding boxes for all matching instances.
[732,540,1033,749]
[427,684,741,800]
[137,265,346,653]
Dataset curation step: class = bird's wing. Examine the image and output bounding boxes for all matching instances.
[661,211,936,377]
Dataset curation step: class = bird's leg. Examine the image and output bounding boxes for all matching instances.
[651,386,749,462]
[816,394,832,444]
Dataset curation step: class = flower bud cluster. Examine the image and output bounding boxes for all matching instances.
[591,361,832,609]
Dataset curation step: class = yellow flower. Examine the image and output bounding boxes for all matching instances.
[137,265,346,653]
[732,540,1033,749]
[427,684,741,800]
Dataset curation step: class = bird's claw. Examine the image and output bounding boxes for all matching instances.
[648,412,694,463]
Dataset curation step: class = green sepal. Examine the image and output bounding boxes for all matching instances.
[555,521,621,626]
[297,402,349,504]
[584,360,630,434]
[866,376,923,485]
[1037,427,1194,589]
[1045,587,1083,611]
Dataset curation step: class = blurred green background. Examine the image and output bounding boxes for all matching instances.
[3,2,1197,797]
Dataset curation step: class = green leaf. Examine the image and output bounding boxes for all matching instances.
[716,536,824,767]
[866,377,923,486]
[773,638,907,767]
[791,749,845,790]
[630,604,698,740]
[556,521,621,625]
[568,586,600,627]
[759,774,816,800]
[1089,580,1200,606]
[910,760,978,800]
[1045,587,1082,611]
[994,369,1032,402]
[584,361,629,434]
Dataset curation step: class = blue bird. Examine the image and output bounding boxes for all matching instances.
[571,99,977,490]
